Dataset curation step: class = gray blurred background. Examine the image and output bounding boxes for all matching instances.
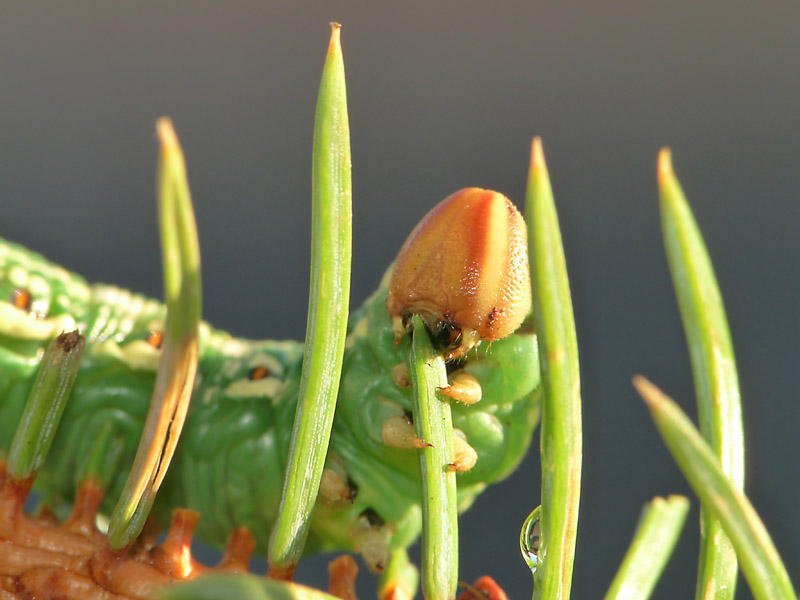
[2,3,799,598]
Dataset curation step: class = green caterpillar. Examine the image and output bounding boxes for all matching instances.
[0,225,539,569]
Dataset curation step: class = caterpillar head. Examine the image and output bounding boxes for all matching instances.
[325,190,539,569]
[386,188,532,359]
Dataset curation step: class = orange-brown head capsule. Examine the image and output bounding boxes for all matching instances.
[386,188,531,358]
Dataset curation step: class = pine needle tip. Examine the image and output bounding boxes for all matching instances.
[632,374,661,409]
[530,136,546,172]
[329,22,342,51]
[156,118,179,151]
[657,148,673,187]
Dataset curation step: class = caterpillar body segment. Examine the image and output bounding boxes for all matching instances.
[0,235,540,566]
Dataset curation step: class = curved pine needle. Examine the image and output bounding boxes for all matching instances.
[604,495,690,600]
[658,149,744,599]
[634,376,797,600]
[108,118,201,550]
[526,138,582,600]
[268,23,352,578]
[409,315,458,600]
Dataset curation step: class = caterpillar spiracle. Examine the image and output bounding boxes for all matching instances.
[0,188,540,575]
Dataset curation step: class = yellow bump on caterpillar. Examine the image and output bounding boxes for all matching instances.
[391,362,411,388]
[448,430,478,473]
[381,415,431,450]
[439,371,482,405]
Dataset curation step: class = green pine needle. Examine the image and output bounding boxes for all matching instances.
[108,118,202,550]
[604,495,690,600]
[7,331,85,481]
[269,23,353,578]
[526,137,582,600]
[658,148,744,599]
[409,315,458,600]
[635,376,797,600]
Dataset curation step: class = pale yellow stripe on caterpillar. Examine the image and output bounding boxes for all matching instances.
[216,350,285,400]
[0,301,77,340]
[87,338,162,372]
[88,284,165,343]
[246,353,285,377]
[0,242,90,302]
[222,377,282,400]
[6,266,51,319]
[225,352,285,379]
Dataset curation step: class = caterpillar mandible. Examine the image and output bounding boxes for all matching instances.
[0,189,540,573]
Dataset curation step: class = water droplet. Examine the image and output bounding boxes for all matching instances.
[519,505,541,574]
